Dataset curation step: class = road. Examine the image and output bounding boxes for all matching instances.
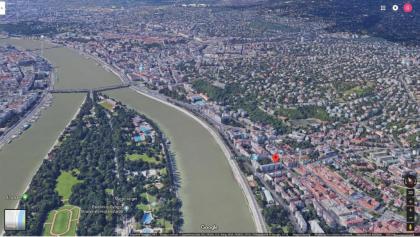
[0,39,57,150]
[256,174,304,234]
[132,83,269,233]
[193,108,269,233]
[126,83,268,232]
[73,47,268,232]
[0,92,52,149]
[399,77,419,106]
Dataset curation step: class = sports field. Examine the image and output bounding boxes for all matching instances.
[43,171,83,236]
[43,205,80,236]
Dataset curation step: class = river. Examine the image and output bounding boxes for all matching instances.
[0,38,255,233]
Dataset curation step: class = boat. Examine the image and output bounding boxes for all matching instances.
[23,124,31,130]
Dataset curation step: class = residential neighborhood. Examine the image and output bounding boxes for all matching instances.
[0,44,53,146]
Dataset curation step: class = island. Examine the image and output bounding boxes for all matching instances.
[5,93,182,236]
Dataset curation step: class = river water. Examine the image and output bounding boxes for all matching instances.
[0,38,255,233]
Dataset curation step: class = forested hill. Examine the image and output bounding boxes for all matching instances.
[211,0,419,46]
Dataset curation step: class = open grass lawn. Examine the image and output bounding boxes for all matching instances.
[71,168,80,175]
[125,153,159,164]
[407,132,419,147]
[136,203,150,212]
[159,168,167,176]
[105,188,114,195]
[137,192,160,212]
[55,171,83,201]
[99,100,114,111]
[282,226,290,234]
[141,192,157,203]
[43,205,80,236]
[343,84,374,99]
[157,218,173,232]
[397,209,406,218]
[392,185,406,196]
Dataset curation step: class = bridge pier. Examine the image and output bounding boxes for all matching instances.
[89,89,94,102]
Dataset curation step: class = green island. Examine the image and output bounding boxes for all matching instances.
[6,93,182,236]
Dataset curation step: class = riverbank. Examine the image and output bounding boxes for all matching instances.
[10,95,86,209]
[0,37,256,233]
[82,47,265,232]
[0,92,52,150]
[43,96,87,160]
[0,93,85,236]
[76,48,263,229]
[129,86,266,232]
[0,41,55,150]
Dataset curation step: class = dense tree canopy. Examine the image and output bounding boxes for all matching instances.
[6,94,182,235]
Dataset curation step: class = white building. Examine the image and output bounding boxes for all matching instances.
[309,220,325,234]
[262,187,274,205]
[294,211,307,232]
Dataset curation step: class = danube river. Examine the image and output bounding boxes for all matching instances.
[0,38,255,233]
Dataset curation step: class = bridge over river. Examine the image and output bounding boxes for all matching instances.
[48,82,131,94]
[0,37,257,234]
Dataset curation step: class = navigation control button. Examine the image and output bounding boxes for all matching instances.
[406,223,414,232]
[403,3,413,13]
[403,172,417,188]
[407,188,415,197]
[4,209,26,231]
[407,196,415,206]
[407,213,415,222]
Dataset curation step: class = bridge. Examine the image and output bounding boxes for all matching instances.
[25,46,61,52]
[48,83,131,94]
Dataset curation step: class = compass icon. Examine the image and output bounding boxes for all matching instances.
[404,172,417,188]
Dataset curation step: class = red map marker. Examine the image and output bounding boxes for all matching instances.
[272,153,280,163]
[403,3,413,13]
